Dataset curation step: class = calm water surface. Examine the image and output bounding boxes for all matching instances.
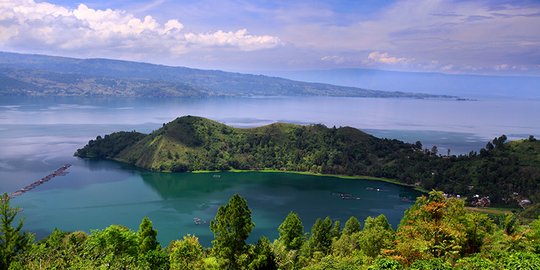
[1,96,538,245]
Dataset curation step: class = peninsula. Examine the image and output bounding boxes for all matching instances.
[76,116,540,211]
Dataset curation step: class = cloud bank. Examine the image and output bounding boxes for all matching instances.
[0,0,281,57]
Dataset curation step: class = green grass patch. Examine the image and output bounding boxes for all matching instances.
[465,206,516,215]
[222,169,427,192]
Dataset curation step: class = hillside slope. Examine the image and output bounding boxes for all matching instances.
[75,116,540,208]
[0,52,453,98]
[75,115,397,173]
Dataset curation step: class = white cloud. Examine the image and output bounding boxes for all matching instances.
[163,19,184,33]
[367,51,412,64]
[0,0,281,56]
[184,29,281,51]
[320,55,345,64]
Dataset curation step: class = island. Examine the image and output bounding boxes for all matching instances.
[75,116,540,212]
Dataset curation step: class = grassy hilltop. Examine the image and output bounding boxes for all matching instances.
[75,116,540,209]
[75,115,403,174]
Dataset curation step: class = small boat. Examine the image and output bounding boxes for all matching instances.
[193,217,206,225]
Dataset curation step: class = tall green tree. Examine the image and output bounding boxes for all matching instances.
[359,215,394,258]
[210,194,254,269]
[0,193,30,269]
[342,216,361,236]
[138,216,160,253]
[249,237,278,270]
[169,235,204,270]
[330,220,341,240]
[308,217,333,257]
[332,217,361,257]
[137,217,168,269]
[278,212,304,251]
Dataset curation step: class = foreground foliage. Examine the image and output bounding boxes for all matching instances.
[5,191,540,269]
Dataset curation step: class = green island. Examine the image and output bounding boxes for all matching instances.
[75,115,540,214]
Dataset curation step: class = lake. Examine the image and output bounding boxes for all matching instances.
[1,96,539,245]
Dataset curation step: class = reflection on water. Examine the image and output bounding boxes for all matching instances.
[9,163,422,246]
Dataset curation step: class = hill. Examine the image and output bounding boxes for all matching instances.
[0,52,453,98]
[265,68,540,98]
[75,116,540,208]
[75,115,397,173]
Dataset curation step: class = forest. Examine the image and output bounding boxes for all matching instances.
[2,191,540,269]
[75,116,540,210]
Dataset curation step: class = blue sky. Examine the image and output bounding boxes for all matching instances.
[1,0,539,75]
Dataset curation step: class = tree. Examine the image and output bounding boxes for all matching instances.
[332,217,361,257]
[169,235,204,270]
[308,217,333,257]
[278,212,304,251]
[329,220,341,240]
[342,216,361,236]
[138,216,160,254]
[137,217,168,269]
[210,194,254,269]
[364,214,392,231]
[359,215,394,258]
[249,237,278,270]
[431,145,438,156]
[0,193,30,269]
[392,191,470,264]
[83,225,139,268]
[493,135,507,149]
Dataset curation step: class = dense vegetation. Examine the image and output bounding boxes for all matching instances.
[3,192,540,269]
[0,52,450,98]
[75,116,540,209]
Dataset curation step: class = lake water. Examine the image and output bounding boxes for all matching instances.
[1,96,539,245]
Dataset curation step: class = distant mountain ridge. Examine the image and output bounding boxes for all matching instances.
[264,68,540,98]
[0,52,453,98]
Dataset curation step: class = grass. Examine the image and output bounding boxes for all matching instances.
[465,206,516,215]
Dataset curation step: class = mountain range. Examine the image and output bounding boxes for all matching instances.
[0,52,452,98]
[264,68,540,99]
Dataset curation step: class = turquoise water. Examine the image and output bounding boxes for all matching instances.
[1,96,539,245]
[12,163,420,246]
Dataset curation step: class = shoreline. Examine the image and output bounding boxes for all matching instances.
[192,169,429,193]
[111,157,427,192]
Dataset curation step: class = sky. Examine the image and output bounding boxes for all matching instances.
[1,0,539,75]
